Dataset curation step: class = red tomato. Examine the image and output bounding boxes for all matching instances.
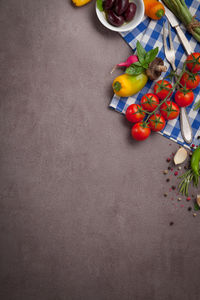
[174,89,194,107]
[140,93,159,112]
[125,104,146,123]
[149,113,166,132]
[186,53,200,73]
[180,72,200,90]
[131,122,151,141]
[160,101,180,120]
[153,80,173,100]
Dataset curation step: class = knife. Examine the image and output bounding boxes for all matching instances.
[163,4,193,56]
[162,4,193,144]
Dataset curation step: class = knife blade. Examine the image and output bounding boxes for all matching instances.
[162,4,193,144]
[163,4,193,55]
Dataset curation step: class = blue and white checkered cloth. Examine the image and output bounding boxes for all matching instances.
[109,0,200,148]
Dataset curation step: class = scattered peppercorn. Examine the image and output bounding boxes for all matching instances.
[164,193,168,197]
[169,222,174,226]
[197,136,200,140]
[186,197,191,201]
[193,213,197,217]
[178,197,181,201]
[167,158,171,162]
[163,170,168,175]
[191,144,195,148]
[168,166,171,170]
[188,207,192,211]
[166,178,170,182]
[172,185,176,190]
[178,166,181,170]
[174,171,178,176]
[171,168,173,171]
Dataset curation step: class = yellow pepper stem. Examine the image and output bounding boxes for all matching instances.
[113,81,121,92]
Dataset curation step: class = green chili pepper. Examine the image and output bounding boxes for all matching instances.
[191,146,200,177]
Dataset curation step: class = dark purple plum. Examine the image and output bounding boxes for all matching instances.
[103,0,115,10]
[113,0,129,16]
[124,3,137,22]
[106,10,125,26]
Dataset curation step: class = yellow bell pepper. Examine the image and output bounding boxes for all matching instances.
[112,73,148,97]
[72,0,92,6]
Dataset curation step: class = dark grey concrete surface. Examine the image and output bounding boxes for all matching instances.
[0,1,200,299]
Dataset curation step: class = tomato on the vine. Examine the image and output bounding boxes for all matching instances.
[153,80,173,100]
[140,93,159,112]
[131,122,151,141]
[180,72,200,90]
[186,52,200,73]
[125,104,146,123]
[148,113,166,132]
[160,101,180,120]
[174,88,194,107]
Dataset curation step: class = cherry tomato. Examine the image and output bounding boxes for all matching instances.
[153,80,172,100]
[186,52,200,73]
[125,104,146,123]
[174,89,194,107]
[131,122,151,141]
[149,113,166,132]
[140,93,159,112]
[180,72,200,90]
[160,101,180,120]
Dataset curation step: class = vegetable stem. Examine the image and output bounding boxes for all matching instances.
[162,0,200,42]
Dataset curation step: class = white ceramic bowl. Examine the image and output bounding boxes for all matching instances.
[96,0,144,33]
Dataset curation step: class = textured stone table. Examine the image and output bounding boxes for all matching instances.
[0,1,200,299]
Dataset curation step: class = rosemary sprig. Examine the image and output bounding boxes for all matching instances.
[178,169,194,196]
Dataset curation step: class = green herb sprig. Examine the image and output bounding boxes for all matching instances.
[97,0,103,11]
[126,41,159,76]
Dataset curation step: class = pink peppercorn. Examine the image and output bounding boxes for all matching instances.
[167,158,171,162]
[191,144,195,148]
[186,197,191,201]
[174,171,178,176]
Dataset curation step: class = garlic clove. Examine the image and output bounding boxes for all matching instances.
[196,194,200,207]
[173,147,188,165]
